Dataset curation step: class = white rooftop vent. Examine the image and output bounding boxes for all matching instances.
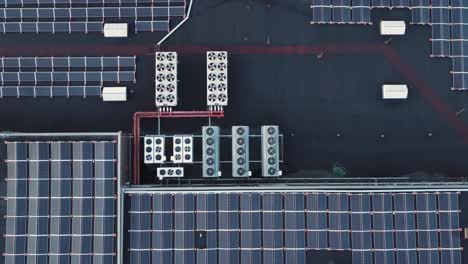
[382,84,408,99]
[103,23,128,38]
[102,87,127,101]
[380,21,406,35]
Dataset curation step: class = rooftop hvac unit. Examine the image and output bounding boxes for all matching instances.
[172,136,184,163]
[143,136,154,164]
[155,52,178,107]
[152,136,166,164]
[261,126,282,177]
[232,126,251,177]
[157,167,184,180]
[182,136,193,163]
[206,51,228,107]
[202,126,221,177]
[171,135,193,164]
[143,135,166,164]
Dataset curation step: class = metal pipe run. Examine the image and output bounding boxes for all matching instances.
[132,110,224,184]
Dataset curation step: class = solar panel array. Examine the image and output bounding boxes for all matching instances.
[310,0,468,90]
[0,56,136,98]
[0,0,187,34]
[4,140,118,264]
[128,191,462,264]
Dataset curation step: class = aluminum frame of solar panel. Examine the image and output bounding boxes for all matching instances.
[174,193,195,263]
[393,193,417,264]
[218,193,239,264]
[262,193,283,264]
[284,193,306,263]
[328,193,350,250]
[239,193,262,264]
[152,193,173,264]
[196,193,218,264]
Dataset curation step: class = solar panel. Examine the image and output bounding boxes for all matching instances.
[135,21,170,32]
[240,193,262,264]
[27,142,50,264]
[311,0,331,23]
[394,193,417,264]
[93,142,116,264]
[5,142,28,264]
[196,193,218,264]
[152,193,173,264]
[351,0,371,24]
[331,0,351,23]
[174,193,195,263]
[71,142,94,264]
[124,191,463,264]
[411,0,430,24]
[0,86,102,98]
[372,0,391,7]
[50,142,72,264]
[306,192,327,249]
[391,0,410,7]
[284,193,306,263]
[350,194,372,264]
[4,140,118,264]
[218,193,239,264]
[0,56,135,71]
[262,193,283,264]
[438,192,462,264]
[415,193,439,264]
[328,193,350,249]
[129,193,152,263]
[371,193,394,264]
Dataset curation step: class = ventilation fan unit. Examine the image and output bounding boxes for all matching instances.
[157,167,184,180]
[232,126,251,177]
[143,136,154,164]
[155,52,178,107]
[171,136,184,163]
[206,51,228,106]
[182,136,193,163]
[202,126,221,177]
[261,126,282,177]
[152,136,166,164]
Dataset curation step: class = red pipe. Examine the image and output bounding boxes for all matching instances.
[133,110,224,184]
